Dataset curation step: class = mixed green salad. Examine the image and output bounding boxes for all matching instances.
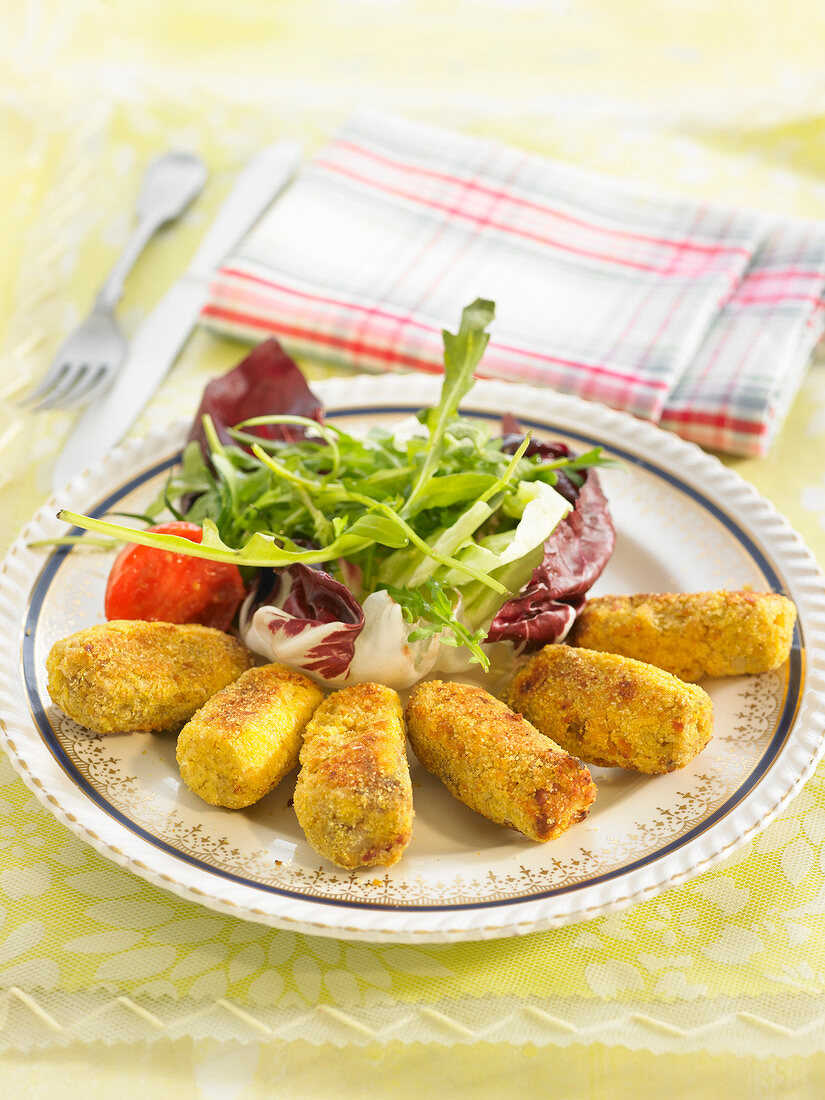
[59,300,617,688]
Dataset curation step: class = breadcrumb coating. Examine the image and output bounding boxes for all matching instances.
[405,680,596,842]
[570,591,796,681]
[294,682,414,870]
[502,645,713,774]
[46,619,253,735]
[177,663,323,809]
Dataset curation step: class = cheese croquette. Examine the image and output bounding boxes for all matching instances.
[177,663,323,809]
[570,591,796,681]
[503,645,713,774]
[293,683,413,870]
[46,620,253,735]
[405,681,596,842]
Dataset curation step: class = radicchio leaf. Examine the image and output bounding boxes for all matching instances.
[240,572,444,688]
[487,459,615,653]
[188,338,324,459]
[485,586,582,651]
[240,564,364,680]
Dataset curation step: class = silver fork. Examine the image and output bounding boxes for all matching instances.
[22,150,207,412]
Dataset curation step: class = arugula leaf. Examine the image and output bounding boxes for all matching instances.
[384,580,490,671]
[404,472,499,513]
[344,514,410,548]
[402,298,495,517]
[57,510,374,568]
[233,414,343,476]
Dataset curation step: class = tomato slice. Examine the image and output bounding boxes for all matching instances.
[104,521,246,632]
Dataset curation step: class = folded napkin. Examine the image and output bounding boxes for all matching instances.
[659,220,825,453]
[202,111,825,456]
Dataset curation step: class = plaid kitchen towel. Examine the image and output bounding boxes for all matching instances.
[659,220,825,454]
[201,110,825,455]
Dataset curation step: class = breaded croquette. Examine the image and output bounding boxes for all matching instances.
[405,681,596,842]
[502,645,713,774]
[569,590,796,681]
[46,619,253,735]
[293,683,414,870]
[177,663,323,809]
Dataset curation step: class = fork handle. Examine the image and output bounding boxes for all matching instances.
[94,213,166,311]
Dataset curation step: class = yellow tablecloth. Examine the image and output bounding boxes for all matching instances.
[3,1,825,1095]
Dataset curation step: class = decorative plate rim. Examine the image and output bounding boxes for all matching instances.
[1,375,824,943]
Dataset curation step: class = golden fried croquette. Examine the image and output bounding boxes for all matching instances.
[405,680,596,842]
[570,590,796,681]
[46,619,253,735]
[177,663,323,809]
[502,645,713,774]
[293,682,414,870]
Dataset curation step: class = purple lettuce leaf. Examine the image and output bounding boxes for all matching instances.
[239,564,365,681]
[487,421,615,653]
[486,587,583,651]
[187,338,324,459]
[531,467,616,601]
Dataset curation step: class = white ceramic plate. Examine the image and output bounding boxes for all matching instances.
[1,376,824,943]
